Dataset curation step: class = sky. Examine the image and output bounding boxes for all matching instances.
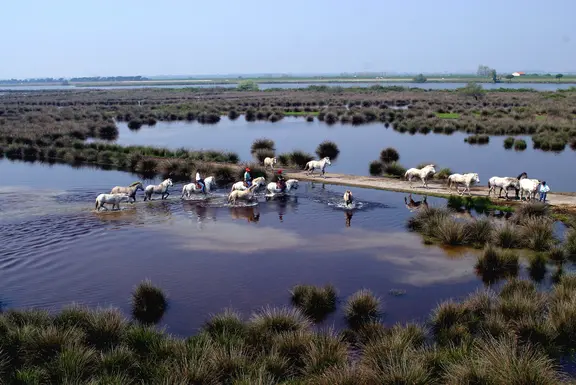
[1,0,575,78]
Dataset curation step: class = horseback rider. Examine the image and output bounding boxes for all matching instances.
[195,171,206,194]
[275,170,286,191]
[244,167,252,187]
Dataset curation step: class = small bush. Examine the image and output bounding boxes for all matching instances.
[344,289,382,330]
[564,229,576,260]
[464,218,493,245]
[475,245,519,283]
[290,284,337,323]
[434,217,471,246]
[131,279,168,325]
[287,150,314,168]
[127,120,142,130]
[315,140,340,160]
[434,168,452,180]
[379,147,400,163]
[369,160,383,176]
[514,139,527,151]
[519,217,555,251]
[382,162,406,177]
[251,138,275,154]
[503,137,515,149]
[492,223,523,248]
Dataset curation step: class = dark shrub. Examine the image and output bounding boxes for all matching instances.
[127,120,142,130]
[251,138,275,153]
[315,141,340,160]
[379,147,400,163]
[131,279,168,325]
[369,160,383,176]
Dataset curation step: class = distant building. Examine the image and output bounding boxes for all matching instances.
[512,72,526,77]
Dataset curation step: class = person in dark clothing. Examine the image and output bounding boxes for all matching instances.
[275,170,286,191]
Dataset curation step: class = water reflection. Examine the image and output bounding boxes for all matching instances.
[345,210,353,227]
[404,193,428,212]
[230,206,260,223]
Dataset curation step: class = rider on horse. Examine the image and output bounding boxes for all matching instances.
[196,171,206,194]
[275,170,286,192]
[244,167,252,187]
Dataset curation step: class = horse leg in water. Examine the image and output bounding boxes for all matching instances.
[163,191,170,200]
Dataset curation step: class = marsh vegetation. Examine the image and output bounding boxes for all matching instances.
[1,277,576,384]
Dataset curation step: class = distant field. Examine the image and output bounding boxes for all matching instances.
[3,75,576,88]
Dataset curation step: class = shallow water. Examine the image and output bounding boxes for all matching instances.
[0,160,487,335]
[1,81,574,91]
[113,117,576,192]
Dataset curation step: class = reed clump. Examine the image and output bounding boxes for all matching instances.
[1,278,576,383]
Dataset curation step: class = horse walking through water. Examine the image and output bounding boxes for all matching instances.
[266,179,299,195]
[228,183,259,205]
[304,157,331,177]
[447,173,480,196]
[95,193,130,211]
[144,178,173,201]
[343,190,354,207]
[404,164,436,188]
[110,181,144,203]
[181,176,216,198]
[487,172,526,199]
[519,177,541,201]
[230,176,266,192]
[263,157,277,170]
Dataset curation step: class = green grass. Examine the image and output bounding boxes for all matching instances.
[435,112,461,119]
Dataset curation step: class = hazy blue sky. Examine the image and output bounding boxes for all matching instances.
[2,0,575,78]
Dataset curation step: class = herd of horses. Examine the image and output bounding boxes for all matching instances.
[94,155,332,211]
[93,154,543,212]
[402,164,542,201]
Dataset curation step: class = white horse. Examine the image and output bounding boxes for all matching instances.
[404,164,436,188]
[144,178,173,201]
[263,157,277,170]
[519,178,541,201]
[304,157,331,177]
[181,176,217,198]
[110,181,144,203]
[447,173,480,196]
[266,179,299,195]
[95,193,130,211]
[343,190,353,207]
[488,176,522,199]
[230,176,266,192]
[228,184,259,205]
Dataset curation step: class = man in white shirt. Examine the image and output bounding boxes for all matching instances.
[539,181,550,202]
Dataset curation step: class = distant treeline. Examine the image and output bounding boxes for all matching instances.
[0,76,150,84]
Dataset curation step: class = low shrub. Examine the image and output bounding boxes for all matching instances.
[382,162,406,177]
[315,141,340,160]
[131,279,168,325]
[379,147,400,163]
[369,160,383,176]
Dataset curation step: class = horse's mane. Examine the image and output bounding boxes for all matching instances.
[129,181,142,187]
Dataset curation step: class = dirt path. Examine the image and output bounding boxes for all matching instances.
[283,170,576,211]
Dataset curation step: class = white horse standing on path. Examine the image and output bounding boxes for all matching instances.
[266,179,299,195]
[487,174,524,199]
[228,184,259,205]
[263,157,277,170]
[95,193,130,211]
[230,176,266,192]
[404,164,436,188]
[304,157,331,177]
[110,181,144,203]
[181,176,217,198]
[519,178,541,201]
[144,179,173,201]
[447,173,480,196]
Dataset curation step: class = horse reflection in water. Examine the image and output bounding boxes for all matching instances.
[345,210,353,227]
[230,206,260,223]
[404,193,428,212]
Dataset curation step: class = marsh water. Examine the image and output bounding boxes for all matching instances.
[115,117,576,192]
[1,82,575,92]
[0,158,528,336]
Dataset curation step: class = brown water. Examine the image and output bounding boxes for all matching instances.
[0,160,563,336]
[112,117,576,192]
